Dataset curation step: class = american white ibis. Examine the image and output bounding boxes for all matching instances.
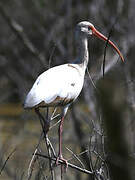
[24,21,124,166]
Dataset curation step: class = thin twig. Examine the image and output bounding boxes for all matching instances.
[66,147,85,169]
[48,44,56,69]
[76,150,89,157]
[86,67,99,93]
[0,148,16,175]
[45,135,55,180]
[103,17,119,77]
[50,108,58,120]
[43,108,55,180]
[28,148,38,180]
[50,108,61,121]
[28,132,43,180]
[51,114,61,121]
[50,107,60,122]
[50,119,61,130]
[88,133,95,173]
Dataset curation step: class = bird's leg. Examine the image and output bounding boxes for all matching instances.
[56,115,68,172]
[58,116,64,159]
[45,107,50,132]
[56,106,69,169]
[35,108,50,135]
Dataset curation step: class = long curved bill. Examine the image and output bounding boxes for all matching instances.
[92,27,124,62]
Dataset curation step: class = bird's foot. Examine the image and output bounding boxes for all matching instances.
[55,155,68,172]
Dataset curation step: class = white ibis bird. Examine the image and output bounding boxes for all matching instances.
[24,21,124,166]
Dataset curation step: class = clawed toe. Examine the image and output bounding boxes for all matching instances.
[55,156,68,172]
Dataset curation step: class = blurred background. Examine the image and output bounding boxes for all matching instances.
[0,0,135,180]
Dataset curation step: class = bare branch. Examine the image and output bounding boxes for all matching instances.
[0,148,16,176]
[103,16,119,77]
[48,44,56,69]
[28,148,38,180]
[35,153,94,176]
[66,147,85,169]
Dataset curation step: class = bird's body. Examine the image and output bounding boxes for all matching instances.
[24,63,85,109]
[24,21,124,167]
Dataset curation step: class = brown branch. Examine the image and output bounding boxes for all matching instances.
[35,153,94,176]
[0,148,16,176]
[103,16,119,77]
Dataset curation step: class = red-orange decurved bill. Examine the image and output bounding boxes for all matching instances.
[92,27,124,62]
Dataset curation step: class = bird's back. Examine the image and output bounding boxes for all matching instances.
[24,63,85,109]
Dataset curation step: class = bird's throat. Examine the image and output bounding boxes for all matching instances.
[75,35,89,70]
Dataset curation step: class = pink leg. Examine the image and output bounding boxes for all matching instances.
[59,116,64,158]
[56,116,68,171]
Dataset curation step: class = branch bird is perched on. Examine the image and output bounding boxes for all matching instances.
[24,21,124,167]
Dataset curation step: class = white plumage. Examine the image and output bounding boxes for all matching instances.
[24,63,85,108]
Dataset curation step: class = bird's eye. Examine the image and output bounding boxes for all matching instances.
[88,26,91,31]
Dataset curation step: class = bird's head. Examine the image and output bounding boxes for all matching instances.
[76,21,94,36]
[76,21,124,62]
